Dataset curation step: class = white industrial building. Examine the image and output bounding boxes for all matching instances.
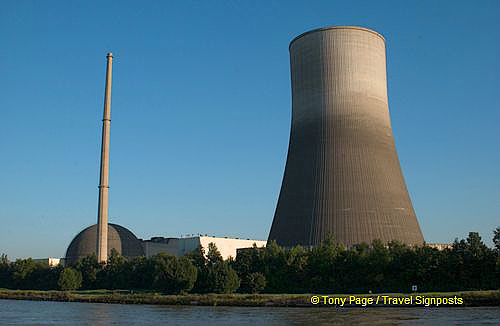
[141,236,267,260]
[32,258,61,267]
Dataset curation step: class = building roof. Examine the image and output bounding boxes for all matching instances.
[65,223,144,265]
[289,26,386,50]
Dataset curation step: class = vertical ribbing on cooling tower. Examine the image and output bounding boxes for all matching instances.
[268,27,424,247]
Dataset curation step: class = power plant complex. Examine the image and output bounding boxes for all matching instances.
[62,26,424,266]
[64,52,266,265]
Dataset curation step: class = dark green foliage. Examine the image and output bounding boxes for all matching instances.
[2,228,499,293]
[231,243,266,293]
[206,260,240,293]
[232,230,500,294]
[7,258,60,290]
[186,245,209,293]
[306,237,346,292]
[126,256,150,289]
[243,272,266,293]
[0,254,11,288]
[10,258,37,289]
[493,227,500,252]
[101,249,129,289]
[260,241,288,292]
[207,243,239,294]
[206,243,224,266]
[74,253,102,289]
[149,254,197,294]
[188,242,240,294]
[57,268,82,290]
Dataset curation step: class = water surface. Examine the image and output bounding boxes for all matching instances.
[0,299,498,325]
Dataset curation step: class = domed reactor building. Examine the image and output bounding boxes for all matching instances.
[65,224,144,265]
[268,26,424,247]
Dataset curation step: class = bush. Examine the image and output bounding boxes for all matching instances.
[246,272,266,294]
[57,268,82,291]
[0,254,11,288]
[3,227,500,294]
[186,245,209,293]
[206,262,240,294]
[150,254,197,294]
[74,253,101,289]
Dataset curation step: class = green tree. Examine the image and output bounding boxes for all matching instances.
[0,254,11,288]
[493,227,500,252]
[11,258,37,289]
[204,243,240,293]
[150,254,197,294]
[232,245,267,293]
[206,243,223,266]
[0,254,8,265]
[261,241,288,292]
[464,232,496,289]
[102,249,129,289]
[383,241,414,292]
[244,272,266,293]
[306,237,345,293]
[57,268,82,290]
[285,245,309,292]
[127,256,149,289]
[30,264,60,290]
[206,260,240,293]
[186,245,208,293]
[75,253,102,289]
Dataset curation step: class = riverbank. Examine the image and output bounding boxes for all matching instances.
[0,289,499,307]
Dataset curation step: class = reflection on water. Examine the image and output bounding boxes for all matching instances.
[0,299,499,325]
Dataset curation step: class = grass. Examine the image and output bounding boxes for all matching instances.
[0,289,498,307]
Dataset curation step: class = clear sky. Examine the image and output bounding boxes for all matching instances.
[1,1,499,259]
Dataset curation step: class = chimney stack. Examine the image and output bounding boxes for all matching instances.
[97,52,113,263]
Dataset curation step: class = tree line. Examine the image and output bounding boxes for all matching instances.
[1,228,499,294]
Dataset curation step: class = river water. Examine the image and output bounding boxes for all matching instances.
[0,299,498,325]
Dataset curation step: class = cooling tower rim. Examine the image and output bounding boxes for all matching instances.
[289,26,385,50]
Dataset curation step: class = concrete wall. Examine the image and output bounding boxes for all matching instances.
[142,238,180,257]
[199,237,267,260]
[141,237,266,260]
[33,258,61,267]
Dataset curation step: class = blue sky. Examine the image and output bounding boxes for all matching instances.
[1,1,499,259]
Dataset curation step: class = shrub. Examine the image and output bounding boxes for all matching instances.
[150,254,197,294]
[206,262,240,294]
[57,268,82,291]
[246,272,266,293]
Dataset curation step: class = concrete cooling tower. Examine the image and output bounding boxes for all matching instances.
[268,26,424,247]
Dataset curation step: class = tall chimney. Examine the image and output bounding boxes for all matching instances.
[97,52,113,263]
